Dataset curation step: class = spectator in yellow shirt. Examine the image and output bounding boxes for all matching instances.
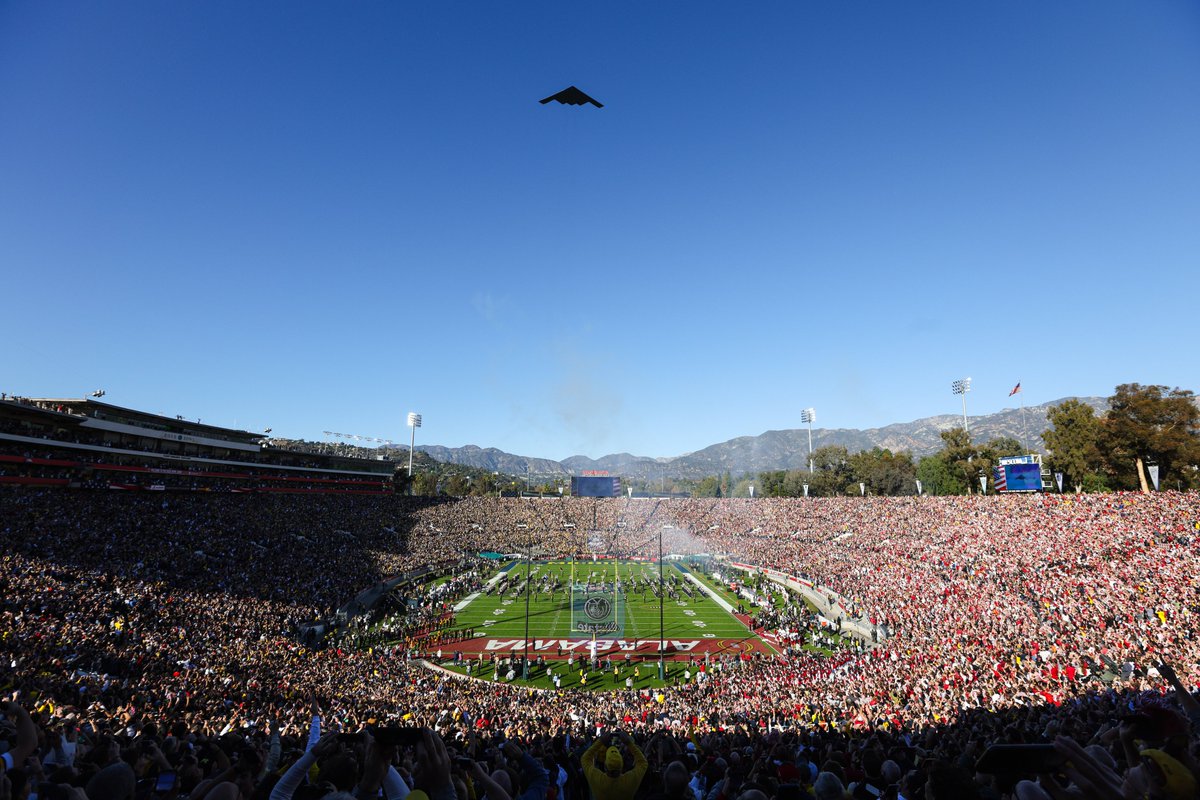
[581,729,647,800]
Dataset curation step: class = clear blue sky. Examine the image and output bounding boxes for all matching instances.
[3,1,1198,460]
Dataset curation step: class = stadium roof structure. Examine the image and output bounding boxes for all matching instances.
[1,396,396,485]
[26,397,267,445]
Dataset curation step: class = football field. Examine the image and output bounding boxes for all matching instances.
[449,559,776,660]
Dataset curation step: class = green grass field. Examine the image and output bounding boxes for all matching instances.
[454,560,761,645]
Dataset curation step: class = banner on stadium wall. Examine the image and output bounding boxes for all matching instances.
[803,484,809,497]
[915,479,923,496]
[1148,465,1160,491]
[980,476,987,494]
[859,482,865,496]
[1054,473,1063,493]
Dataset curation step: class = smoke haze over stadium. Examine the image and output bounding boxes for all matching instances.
[2,1,1198,458]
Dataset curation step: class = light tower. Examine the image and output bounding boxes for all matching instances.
[516,522,532,678]
[659,525,673,680]
[800,408,816,473]
[406,412,422,480]
[951,378,971,434]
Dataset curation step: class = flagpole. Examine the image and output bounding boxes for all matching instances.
[1020,391,1029,453]
[1010,382,1028,453]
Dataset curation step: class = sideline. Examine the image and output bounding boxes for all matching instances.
[726,563,883,645]
[414,658,562,692]
[453,570,508,612]
[677,566,781,655]
[681,572,735,614]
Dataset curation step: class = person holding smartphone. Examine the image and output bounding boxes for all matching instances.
[581,729,647,800]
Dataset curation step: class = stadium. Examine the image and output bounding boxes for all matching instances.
[4,4,1200,797]
[2,395,1199,800]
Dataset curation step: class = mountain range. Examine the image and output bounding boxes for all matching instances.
[400,397,1107,481]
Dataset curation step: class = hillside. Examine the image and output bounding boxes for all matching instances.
[413,397,1107,479]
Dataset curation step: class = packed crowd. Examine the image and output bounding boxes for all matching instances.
[334,567,488,652]
[2,488,1199,800]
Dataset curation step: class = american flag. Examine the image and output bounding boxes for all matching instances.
[1009,382,1022,397]
[993,466,1007,492]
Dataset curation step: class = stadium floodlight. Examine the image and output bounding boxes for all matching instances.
[406,412,422,482]
[951,378,972,434]
[800,408,816,472]
[516,522,532,678]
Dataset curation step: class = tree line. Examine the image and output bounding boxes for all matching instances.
[401,383,1198,497]
[748,383,1198,497]
[1042,383,1198,493]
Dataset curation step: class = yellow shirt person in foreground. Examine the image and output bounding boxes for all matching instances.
[581,728,648,800]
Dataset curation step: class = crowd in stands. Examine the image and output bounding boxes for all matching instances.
[2,488,1199,800]
[334,568,488,652]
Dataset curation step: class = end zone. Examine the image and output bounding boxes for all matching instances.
[442,636,773,660]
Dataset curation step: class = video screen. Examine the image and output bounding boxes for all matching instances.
[1004,463,1043,492]
[571,476,621,497]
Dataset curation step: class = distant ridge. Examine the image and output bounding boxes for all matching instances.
[406,397,1107,480]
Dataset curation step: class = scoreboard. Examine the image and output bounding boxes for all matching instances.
[994,456,1044,492]
[571,476,622,497]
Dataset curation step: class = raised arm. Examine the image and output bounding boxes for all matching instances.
[580,736,606,777]
[307,698,323,752]
[505,741,548,800]
[465,760,511,800]
[617,730,647,775]
[270,733,336,800]
[1,702,38,772]
[1158,660,1200,719]
[261,716,283,778]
